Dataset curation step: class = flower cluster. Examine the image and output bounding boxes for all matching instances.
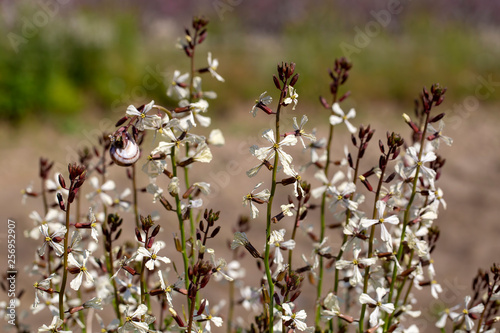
[12,16,499,333]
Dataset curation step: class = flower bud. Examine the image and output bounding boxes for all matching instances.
[273,75,281,90]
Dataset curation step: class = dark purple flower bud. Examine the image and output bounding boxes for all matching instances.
[351,134,357,147]
[151,225,161,237]
[290,73,299,87]
[379,140,385,154]
[339,91,351,103]
[135,228,142,242]
[384,172,396,183]
[273,75,281,90]
[319,96,330,109]
[58,174,66,189]
[210,226,221,238]
[347,153,353,168]
[429,113,445,123]
[115,116,129,127]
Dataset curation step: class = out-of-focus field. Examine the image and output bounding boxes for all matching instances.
[1,1,500,331]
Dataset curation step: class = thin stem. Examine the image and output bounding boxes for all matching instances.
[140,259,147,305]
[171,149,190,292]
[359,156,387,332]
[187,275,200,333]
[59,194,71,321]
[264,81,287,333]
[227,280,235,333]
[315,121,335,328]
[132,164,140,229]
[287,196,303,275]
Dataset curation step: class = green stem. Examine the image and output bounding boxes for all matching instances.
[59,196,71,321]
[140,259,147,306]
[132,164,140,229]
[264,82,287,333]
[287,196,302,275]
[227,280,235,333]
[187,275,200,333]
[359,159,387,332]
[171,149,190,293]
[315,122,334,329]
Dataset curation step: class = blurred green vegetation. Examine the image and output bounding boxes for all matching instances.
[0,2,498,126]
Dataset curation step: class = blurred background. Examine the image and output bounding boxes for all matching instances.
[1,0,499,331]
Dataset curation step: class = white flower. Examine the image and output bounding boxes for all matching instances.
[194,300,223,331]
[87,207,99,243]
[251,91,273,117]
[327,182,358,212]
[426,120,453,149]
[231,232,250,249]
[207,129,225,146]
[292,115,316,149]
[193,76,217,99]
[449,296,484,331]
[321,293,341,320]
[38,224,66,257]
[156,270,174,307]
[207,248,234,282]
[126,100,161,131]
[281,203,295,217]
[27,209,61,240]
[207,52,224,82]
[429,186,447,210]
[168,177,180,196]
[359,287,395,327]
[360,200,399,243]
[283,86,299,110]
[68,250,94,290]
[336,247,377,286]
[251,129,297,176]
[311,170,344,199]
[405,146,436,182]
[86,177,116,206]
[33,273,56,308]
[329,103,357,133]
[268,229,295,271]
[243,182,270,219]
[38,316,71,333]
[405,228,428,257]
[167,70,189,99]
[231,232,261,258]
[282,302,309,331]
[112,188,132,211]
[136,242,171,270]
[180,143,212,164]
[119,304,152,333]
